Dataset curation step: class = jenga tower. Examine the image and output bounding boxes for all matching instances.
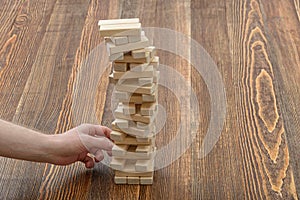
[98,18,158,185]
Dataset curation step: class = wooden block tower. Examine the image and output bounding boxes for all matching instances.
[99,18,158,185]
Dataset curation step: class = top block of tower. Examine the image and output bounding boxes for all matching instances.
[99,18,141,37]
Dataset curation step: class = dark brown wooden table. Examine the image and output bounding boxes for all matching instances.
[0,0,299,199]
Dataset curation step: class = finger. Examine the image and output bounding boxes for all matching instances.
[106,150,112,156]
[87,125,112,138]
[88,136,114,151]
[94,150,104,162]
[83,156,95,168]
[100,126,112,138]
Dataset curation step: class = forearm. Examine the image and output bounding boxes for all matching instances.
[0,119,55,163]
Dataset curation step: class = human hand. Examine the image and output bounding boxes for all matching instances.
[48,124,114,168]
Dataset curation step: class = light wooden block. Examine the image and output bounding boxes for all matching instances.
[113,62,128,72]
[99,23,141,37]
[112,66,155,80]
[98,18,140,26]
[150,56,159,68]
[132,46,156,59]
[153,71,160,83]
[129,63,149,72]
[122,103,136,115]
[112,120,153,138]
[112,119,129,128]
[141,102,157,116]
[118,78,153,87]
[142,91,157,102]
[114,136,154,145]
[115,170,153,177]
[127,176,140,184]
[109,52,124,61]
[114,105,156,124]
[110,157,126,170]
[140,176,153,185]
[128,35,141,43]
[128,30,144,43]
[115,83,157,95]
[107,35,149,55]
[115,160,154,174]
[136,145,152,153]
[135,159,153,172]
[114,91,130,100]
[112,144,129,156]
[113,145,155,160]
[114,53,151,63]
[138,77,153,86]
[113,36,128,45]
[110,130,126,141]
[136,122,151,130]
[114,176,127,184]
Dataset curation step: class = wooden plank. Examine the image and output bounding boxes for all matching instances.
[98,18,140,26]
[106,35,150,54]
[113,62,128,72]
[114,105,156,124]
[112,67,155,79]
[115,83,157,95]
[99,23,141,37]
[115,53,152,63]
[109,52,124,61]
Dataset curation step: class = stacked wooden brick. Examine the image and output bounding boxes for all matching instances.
[98,18,158,185]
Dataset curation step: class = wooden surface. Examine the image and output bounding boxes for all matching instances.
[0,0,299,199]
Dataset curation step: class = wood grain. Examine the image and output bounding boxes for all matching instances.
[0,0,299,199]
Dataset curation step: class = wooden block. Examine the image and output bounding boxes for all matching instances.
[98,18,140,26]
[114,53,151,63]
[115,83,157,95]
[113,145,155,160]
[112,144,129,156]
[115,160,154,174]
[110,130,126,141]
[132,46,156,59]
[99,23,141,37]
[141,103,157,116]
[145,46,156,57]
[129,63,149,72]
[150,56,159,68]
[136,145,152,153]
[109,52,124,61]
[112,67,155,79]
[118,78,153,87]
[112,119,129,128]
[142,91,157,102]
[128,30,144,43]
[128,35,141,43]
[114,91,130,100]
[113,62,128,72]
[114,105,156,124]
[114,176,127,184]
[110,157,126,170]
[115,170,153,177]
[115,136,154,145]
[112,36,128,45]
[136,122,151,130]
[138,77,153,86]
[140,176,153,185]
[112,120,153,138]
[153,71,160,83]
[127,176,140,184]
[122,103,136,115]
[107,35,150,55]
[135,159,154,172]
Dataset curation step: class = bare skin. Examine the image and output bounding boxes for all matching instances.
[0,119,114,168]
